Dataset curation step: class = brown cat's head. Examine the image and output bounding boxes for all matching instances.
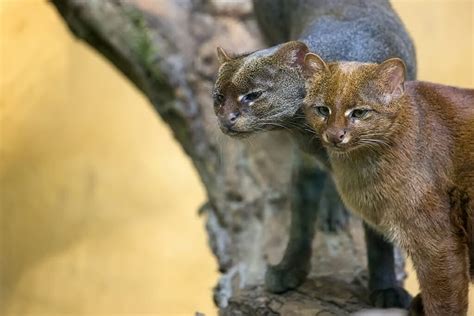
[213,41,308,137]
[302,54,406,154]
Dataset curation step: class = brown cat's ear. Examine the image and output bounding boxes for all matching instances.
[375,58,406,98]
[273,41,309,68]
[303,53,329,79]
[216,47,232,64]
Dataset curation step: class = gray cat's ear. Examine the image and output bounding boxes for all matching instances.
[217,47,232,64]
[274,41,309,68]
[375,58,406,97]
[303,53,329,79]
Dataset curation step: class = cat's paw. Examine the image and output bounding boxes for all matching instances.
[408,293,424,316]
[370,287,412,309]
[317,204,349,233]
[264,263,309,293]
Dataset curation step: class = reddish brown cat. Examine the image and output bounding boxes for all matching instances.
[302,54,474,315]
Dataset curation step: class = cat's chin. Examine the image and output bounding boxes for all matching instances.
[221,123,282,138]
[327,143,378,156]
[326,144,359,155]
[219,125,253,138]
[328,148,349,155]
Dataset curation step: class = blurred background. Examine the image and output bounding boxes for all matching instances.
[0,0,472,315]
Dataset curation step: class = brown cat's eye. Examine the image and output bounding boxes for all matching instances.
[350,109,370,119]
[315,106,330,117]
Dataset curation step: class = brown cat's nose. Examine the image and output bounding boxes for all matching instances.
[225,112,240,128]
[325,128,347,145]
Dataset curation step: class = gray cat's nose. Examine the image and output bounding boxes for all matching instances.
[325,129,346,145]
[226,112,240,127]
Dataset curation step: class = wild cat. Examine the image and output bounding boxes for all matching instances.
[303,54,474,315]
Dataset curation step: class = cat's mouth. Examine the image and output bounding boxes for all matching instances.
[220,126,254,138]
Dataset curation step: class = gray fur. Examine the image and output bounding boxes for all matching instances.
[253,0,416,79]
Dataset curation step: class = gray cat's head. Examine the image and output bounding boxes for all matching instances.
[212,41,308,137]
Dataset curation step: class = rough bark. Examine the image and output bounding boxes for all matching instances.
[50,0,382,314]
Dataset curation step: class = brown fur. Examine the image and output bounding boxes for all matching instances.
[302,55,474,316]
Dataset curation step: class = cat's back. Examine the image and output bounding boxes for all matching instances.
[406,81,474,124]
[299,0,416,80]
[254,0,416,79]
[406,81,474,187]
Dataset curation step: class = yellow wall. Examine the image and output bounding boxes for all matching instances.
[0,0,472,315]
[0,0,216,315]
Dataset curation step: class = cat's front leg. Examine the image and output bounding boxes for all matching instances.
[409,231,469,316]
[264,164,326,293]
[364,223,412,309]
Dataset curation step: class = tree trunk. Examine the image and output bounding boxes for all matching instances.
[50,0,393,314]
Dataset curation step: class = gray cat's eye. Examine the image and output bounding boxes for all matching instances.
[213,92,224,104]
[315,106,330,117]
[241,91,263,105]
[350,108,370,119]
